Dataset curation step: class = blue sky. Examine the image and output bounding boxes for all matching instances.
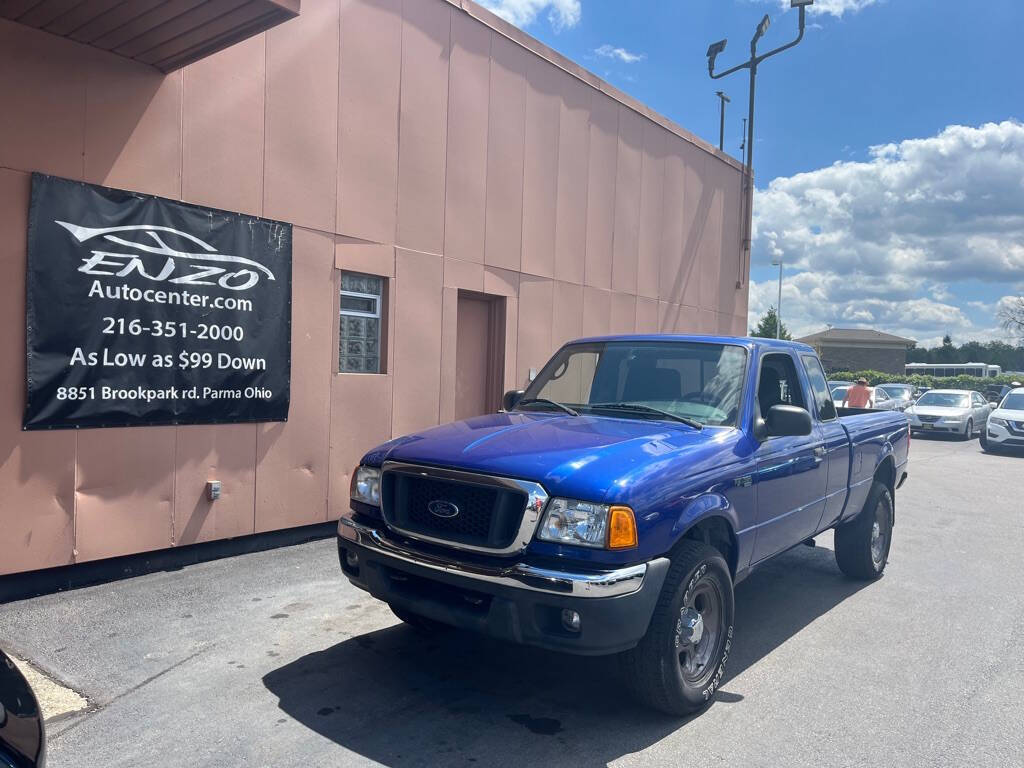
[479,0,1024,347]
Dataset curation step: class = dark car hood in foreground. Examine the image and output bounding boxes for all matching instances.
[364,412,740,504]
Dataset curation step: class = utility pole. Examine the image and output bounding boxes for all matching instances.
[706,0,813,289]
[715,91,730,151]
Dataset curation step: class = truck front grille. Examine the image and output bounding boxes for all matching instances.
[381,469,529,551]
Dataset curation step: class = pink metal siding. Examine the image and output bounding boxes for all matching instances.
[0,0,748,575]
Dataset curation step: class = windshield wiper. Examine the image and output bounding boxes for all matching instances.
[588,402,703,430]
[515,398,579,417]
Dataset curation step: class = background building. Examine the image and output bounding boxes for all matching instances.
[0,0,747,576]
[797,328,916,374]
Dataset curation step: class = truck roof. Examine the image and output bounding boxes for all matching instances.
[568,333,816,354]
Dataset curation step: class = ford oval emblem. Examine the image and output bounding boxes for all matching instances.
[427,500,460,518]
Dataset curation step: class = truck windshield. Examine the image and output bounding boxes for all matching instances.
[519,341,747,427]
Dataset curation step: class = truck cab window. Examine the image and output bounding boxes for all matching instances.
[757,354,807,418]
[800,354,837,421]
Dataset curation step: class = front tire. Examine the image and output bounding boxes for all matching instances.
[962,419,974,440]
[835,480,893,580]
[620,541,734,715]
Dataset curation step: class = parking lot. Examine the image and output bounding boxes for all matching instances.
[2,434,1022,768]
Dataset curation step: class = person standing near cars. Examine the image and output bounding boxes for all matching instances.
[843,377,874,408]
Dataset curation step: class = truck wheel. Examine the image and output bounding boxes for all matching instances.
[834,480,893,580]
[962,419,974,440]
[389,604,450,634]
[620,540,734,715]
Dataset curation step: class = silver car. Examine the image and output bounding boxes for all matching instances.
[905,389,993,439]
[875,383,916,411]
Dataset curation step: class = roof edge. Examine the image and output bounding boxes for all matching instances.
[449,0,746,175]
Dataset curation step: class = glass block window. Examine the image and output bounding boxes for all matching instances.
[339,272,384,373]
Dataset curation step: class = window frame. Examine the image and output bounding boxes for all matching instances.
[800,353,837,422]
[338,271,386,375]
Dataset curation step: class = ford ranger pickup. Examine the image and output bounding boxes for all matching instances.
[338,335,910,714]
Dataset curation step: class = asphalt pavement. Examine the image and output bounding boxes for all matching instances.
[1,434,1022,767]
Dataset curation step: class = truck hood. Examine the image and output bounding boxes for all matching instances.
[363,412,738,503]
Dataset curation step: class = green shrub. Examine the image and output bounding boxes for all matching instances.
[826,369,1019,389]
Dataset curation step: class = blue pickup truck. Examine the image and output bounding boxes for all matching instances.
[338,335,909,714]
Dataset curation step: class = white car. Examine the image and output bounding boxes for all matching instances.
[905,389,992,440]
[981,387,1024,452]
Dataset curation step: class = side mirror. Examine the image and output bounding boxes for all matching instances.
[502,390,524,411]
[765,404,813,437]
[989,402,999,409]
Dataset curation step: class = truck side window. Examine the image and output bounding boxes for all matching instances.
[757,354,807,418]
[800,354,837,421]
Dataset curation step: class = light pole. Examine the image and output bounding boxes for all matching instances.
[715,90,730,151]
[771,257,783,339]
[706,0,813,289]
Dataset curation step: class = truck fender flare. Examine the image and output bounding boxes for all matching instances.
[670,492,740,540]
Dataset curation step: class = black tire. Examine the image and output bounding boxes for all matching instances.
[620,541,734,715]
[980,431,991,452]
[389,604,450,634]
[834,480,893,580]
[962,419,974,441]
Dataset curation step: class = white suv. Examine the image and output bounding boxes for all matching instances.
[981,387,1024,452]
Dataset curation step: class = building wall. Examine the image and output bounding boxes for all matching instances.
[817,345,908,375]
[0,0,747,576]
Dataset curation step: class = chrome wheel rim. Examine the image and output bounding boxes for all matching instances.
[677,579,724,683]
[870,516,885,568]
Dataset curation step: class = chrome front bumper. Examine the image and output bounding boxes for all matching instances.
[338,515,655,599]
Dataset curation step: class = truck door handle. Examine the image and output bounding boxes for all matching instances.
[813,446,826,457]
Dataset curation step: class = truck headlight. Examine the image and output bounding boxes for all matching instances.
[989,417,1008,428]
[537,498,637,549]
[350,465,381,506]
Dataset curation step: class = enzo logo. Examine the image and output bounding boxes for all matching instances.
[56,221,277,291]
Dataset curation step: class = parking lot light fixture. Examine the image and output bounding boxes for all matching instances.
[707,0,813,290]
[715,90,731,150]
[706,39,727,74]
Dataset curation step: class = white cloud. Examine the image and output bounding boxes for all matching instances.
[774,0,880,18]
[477,0,581,30]
[749,120,1024,346]
[594,44,646,64]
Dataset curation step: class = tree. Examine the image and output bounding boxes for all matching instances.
[999,297,1024,343]
[750,306,792,340]
[936,334,956,363]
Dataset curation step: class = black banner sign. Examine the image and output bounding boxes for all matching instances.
[24,174,292,430]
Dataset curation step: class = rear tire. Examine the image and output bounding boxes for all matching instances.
[835,480,893,581]
[620,541,734,715]
[389,604,450,634]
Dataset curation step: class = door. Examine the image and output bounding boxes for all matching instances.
[751,352,829,563]
[455,292,504,420]
[971,392,989,432]
[800,354,850,529]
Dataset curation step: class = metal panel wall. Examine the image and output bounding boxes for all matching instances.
[0,0,747,574]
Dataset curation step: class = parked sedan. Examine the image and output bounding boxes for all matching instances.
[981,387,1024,452]
[875,383,916,411]
[905,389,992,440]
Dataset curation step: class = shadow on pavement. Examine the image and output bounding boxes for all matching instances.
[263,544,870,766]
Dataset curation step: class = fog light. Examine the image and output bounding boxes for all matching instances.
[561,609,581,633]
[345,550,359,569]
